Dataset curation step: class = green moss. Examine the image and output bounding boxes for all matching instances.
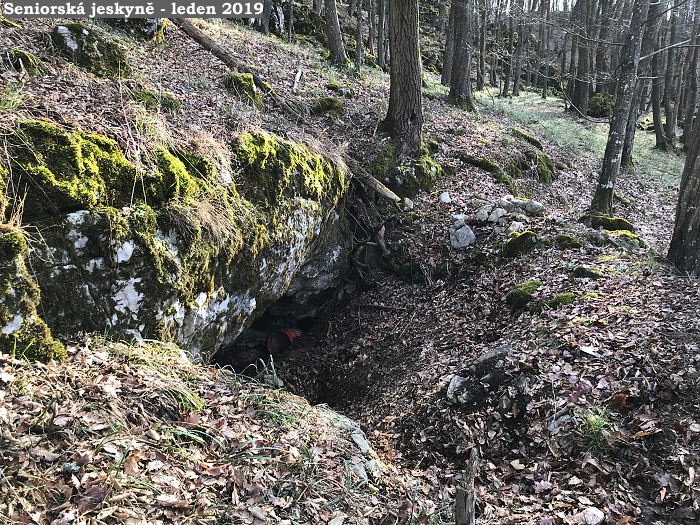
[512,128,543,150]
[326,82,354,98]
[588,92,615,118]
[231,131,346,211]
[608,230,646,248]
[501,230,538,258]
[532,292,577,312]
[51,23,131,78]
[555,233,582,249]
[313,97,344,118]
[2,48,47,76]
[9,120,139,218]
[6,120,227,220]
[580,292,599,300]
[506,279,542,312]
[223,73,264,110]
[0,230,65,362]
[524,150,557,184]
[460,154,517,195]
[1,15,22,28]
[579,211,635,232]
[131,88,181,112]
[367,141,439,197]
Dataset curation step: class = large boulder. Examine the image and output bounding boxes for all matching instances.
[51,23,131,78]
[103,19,166,43]
[2,121,348,362]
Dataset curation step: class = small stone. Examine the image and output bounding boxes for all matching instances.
[402,197,414,210]
[452,214,467,228]
[350,429,372,454]
[525,200,546,215]
[439,191,452,203]
[449,225,477,249]
[508,221,525,233]
[572,507,605,525]
[474,205,492,221]
[497,197,515,211]
[488,207,508,222]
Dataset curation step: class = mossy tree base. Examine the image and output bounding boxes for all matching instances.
[223,73,265,110]
[368,140,441,197]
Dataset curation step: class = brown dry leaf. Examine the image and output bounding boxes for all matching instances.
[155,494,189,508]
[76,485,111,513]
[123,455,140,476]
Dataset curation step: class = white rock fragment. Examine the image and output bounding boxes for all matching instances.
[439,191,452,203]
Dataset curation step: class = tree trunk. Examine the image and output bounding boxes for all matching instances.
[368,0,376,56]
[501,14,514,96]
[438,0,448,33]
[455,448,479,525]
[378,0,387,70]
[442,4,456,86]
[476,0,486,90]
[664,8,680,145]
[325,0,347,65]
[589,0,651,214]
[681,0,700,149]
[262,0,272,35]
[668,124,700,274]
[380,0,424,161]
[512,1,525,96]
[355,1,364,74]
[449,0,476,111]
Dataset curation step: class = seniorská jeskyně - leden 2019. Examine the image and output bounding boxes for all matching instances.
[2,2,264,18]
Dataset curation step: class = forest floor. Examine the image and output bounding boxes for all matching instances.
[1,16,699,525]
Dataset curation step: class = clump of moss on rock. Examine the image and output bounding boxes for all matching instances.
[512,128,543,150]
[51,23,131,78]
[608,230,646,249]
[506,279,542,312]
[6,120,222,220]
[223,73,264,110]
[231,131,346,210]
[524,150,557,184]
[460,153,517,195]
[532,291,577,312]
[0,228,65,362]
[313,97,344,118]
[555,233,582,249]
[103,18,167,43]
[131,88,181,112]
[2,48,47,76]
[501,230,538,258]
[579,211,635,232]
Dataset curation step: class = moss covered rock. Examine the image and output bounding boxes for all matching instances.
[0,228,65,362]
[368,141,440,197]
[51,23,131,78]
[103,18,166,43]
[512,128,543,150]
[501,230,538,258]
[608,230,646,250]
[532,291,577,312]
[313,97,344,118]
[223,73,264,110]
[579,211,635,232]
[2,48,47,76]
[524,150,557,184]
[506,279,542,312]
[131,88,181,111]
[15,123,348,361]
[555,233,582,249]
